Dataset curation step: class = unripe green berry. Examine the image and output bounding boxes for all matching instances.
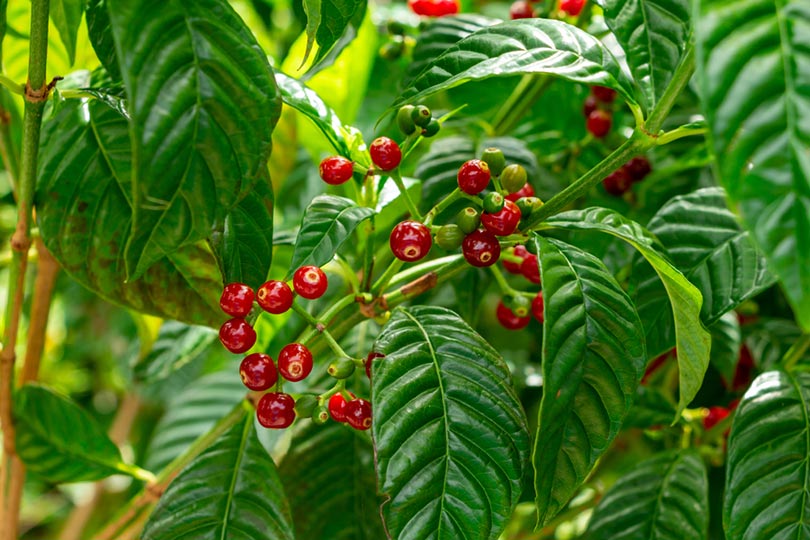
[397,105,416,135]
[328,357,356,379]
[501,164,528,194]
[380,40,404,61]
[483,192,505,214]
[387,20,407,35]
[517,196,544,222]
[411,105,432,127]
[504,295,531,318]
[525,239,539,255]
[435,224,465,251]
[294,394,318,417]
[312,405,330,424]
[421,119,440,138]
[481,147,506,176]
[457,207,481,234]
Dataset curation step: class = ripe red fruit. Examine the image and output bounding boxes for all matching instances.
[602,168,632,196]
[219,283,254,318]
[586,110,612,138]
[625,156,652,182]
[520,254,541,284]
[481,199,522,236]
[239,353,277,391]
[319,156,354,185]
[293,266,328,299]
[510,0,534,18]
[457,159,492,195]
[328,392,354,422]
[461,230,501,267]
[408,0,458,15]
[583,95,598,118]
[591,86,617,103]
[732,345,755,390]
[219,318,256,354]
[344,398,373,430]
[256,392,296,429]
[503,245,529,274]
[532,292,544,323]
[496,301,530,330]
[277,343,313,382]
[505,182,535,202]
[256,280,294,314]
[560,0,585,16]
[703,406,730,430]
[365,352,385,379]
[390,221,432,262]
[369,137,402,171]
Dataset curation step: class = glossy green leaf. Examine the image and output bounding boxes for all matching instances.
[303,0,366,67]
[14,384,133,483]
[279,422,384,540]
[623,385,677,429]
[695,0,810,331]
[289,195,374,273]
[132,321,217,385]
[142,413,295,540]
[372,306,530,540]
[275,72,349,156]
[49,0,83,65]
[598,0,691,110]
[531,236,646,525]
[106,0,281,279]
[746,318,810,371]
[724,370,810,539]
[209,177,274,290]
[144,370,245,472]
[394,19,639,111]
[85,0,120,80]
[35,99,223,327]
[709,311,742,385]
[543,207,711,416]
[586,450,708,540]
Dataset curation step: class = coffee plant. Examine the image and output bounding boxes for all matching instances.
[0,0,807,538]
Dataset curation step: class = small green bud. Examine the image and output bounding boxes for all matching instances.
[501,164,528,194]
[294,394,318,417]
[456,207,481,234]
[435,224,465,251]
[483,192,505,214]
[328,357,356,379]
[481,147,506,176]
[411,105,432,127]
[517,196,543,221]
[312,405,330,424]
[421,119,440,138]
[397,105,416,135]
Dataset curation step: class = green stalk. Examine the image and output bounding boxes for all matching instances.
[782,333,810,372]
[644,45,695,134]
[491,75,552,136]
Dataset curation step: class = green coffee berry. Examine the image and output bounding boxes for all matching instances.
[397,105,416,135]
[327,357,356,379]
[483,192,505,214]
[501,164,528,194]
[411,105,432,127]
[481,147,506,176]
[457,207,481,234]
[435,224,465,250]
[421,119,440,138]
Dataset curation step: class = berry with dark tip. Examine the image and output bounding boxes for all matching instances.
[278,343,313,382]
[481,199,521,236]
[369,137,402,171]
[532,291,544,323]
[586,109,612,138]
[411,105,432,127]
[421,119,441,137]
[345,398,373,430]
[462,229,501,267]
[510,0,535,18]
[496,301,530,330]
[219,318,256,354]
[319,156,354,185]
[239,353,277,391]
[256,392,296,429]
[220,283,254,318]
[293,266,328,299]
[390,220,432,262]
[520,253,541,284]
[457,159,491,195]
[257,280,294,314]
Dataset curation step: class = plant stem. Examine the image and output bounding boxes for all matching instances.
[371,258,404,294]
[782,333,810,372]
[489,264,514,297]
[290,301,352,359]
[644,45,695,134]
[382,257,468,306]
[21,239,59,383]
[424,187,464,226]
[391,169,422,220]
[656,125,707,146]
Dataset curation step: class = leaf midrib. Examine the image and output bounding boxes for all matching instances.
[786,372,810,540]
[220,415,251,540]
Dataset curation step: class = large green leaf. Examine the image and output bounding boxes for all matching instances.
[372,306,530,540]
[585,450,709,540]
[598,0,691,110]
[302,0,366,67]
[394,19,640,111]
[543,207,711,416]
[709,311,742,385]
[142,412,295,540]
[289,195,374,273]
[14,384,135,483]
[85,0,120,79]
[49,0,84,65]
[724,370,810,539]
[745,318,810,371]
[695,0,810,331]
[132,321,217,386]
[279,422,384,540]
[106,0,281,279]
[531,236,646,526]
[35,99,223,327]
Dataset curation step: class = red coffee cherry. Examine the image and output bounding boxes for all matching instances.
[532,291,544,323]
[591,86,617,103]
[481,200,522,236]
[390,221,432,262]
[505,182,535,202]
[457,159,492,195]
[319,156,354,185]
[256,392,296,429]
[433,0,459,15]
[328,392,354,422]
[344,398,373,430]
[586,109,612,138]
[277,343,313,382]
[625,156,652,182]
[602,168,632,196]
[461,230,501,267]
[369,137,402,171]
[583,95,599,118]
[293,266,328,299]
[219,318,256,354]
[365,352,385,379]
[510,0,535,18]
[560,0,585,16]
[239,353,278,391]
[256,280,294,314]
[219,283,254,318]
[520,253,541,284]
[496,302,530,330]
[703,406,730,430]
[503,245,529,274]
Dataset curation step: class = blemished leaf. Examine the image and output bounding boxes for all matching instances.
[49,0,84,66]
[543,207,711,417]
[85,0,120,79]
[14,384,134,483]
[372,306,530,540]
[275,72,350,156]
[709,311,741,385]
[132,321,217,386]
[724,370,810,539]
[106,0,281,279]
[35,99,223,327]
[585,450,709,540]
[695,0,810,331]
[394,19,640,111]
[531,236,646,526]
[303,0,366,67]
[142,412,295,540]
[597,0,691,110]
[279,422,384,540]
[209,177,274,290]
[289,195,374,274]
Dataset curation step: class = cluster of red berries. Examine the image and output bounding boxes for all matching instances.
[583,85,616,139]
[602,156,652,196]
[510,0,584,19]
[408,0,459,16]
[496,292,544,330]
